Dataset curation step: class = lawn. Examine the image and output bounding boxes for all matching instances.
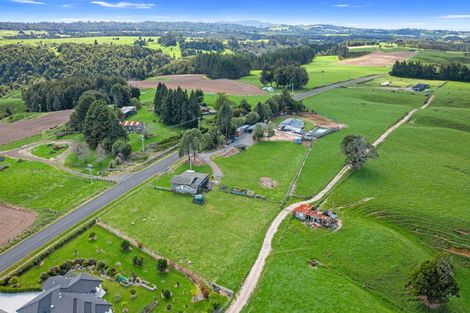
[0,157,111,251]
[0,36,182,58]
[243,82,470,313]
[31,143,68,159]
[11,225,224,312]
[238,56,389,91]
[410,50,470,66]
[295,87,426,196]
[102,141,307,290]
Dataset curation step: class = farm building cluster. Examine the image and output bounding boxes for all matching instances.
[276,118,340,143]
[292,203,339,230]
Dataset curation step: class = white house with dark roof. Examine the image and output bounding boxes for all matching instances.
[16,272,112,313]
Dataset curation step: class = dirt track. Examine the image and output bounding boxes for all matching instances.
[0,110,73,146]
[129,74,266,95]
[338,51,416,66]
[0,205,36,246]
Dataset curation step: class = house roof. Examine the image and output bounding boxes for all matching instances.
[120,121,142,127]
[170,171,209,190]
[279,118,305,129]
[18,273,110,313]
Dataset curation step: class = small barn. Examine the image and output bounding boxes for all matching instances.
[120,106,137,118]
[293,204,338,230]
[170,171,209,195]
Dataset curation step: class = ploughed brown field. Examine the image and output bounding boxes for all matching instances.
[338,51,416,66]
[0,205,36,246]
[129,74,266,95]
[0,110,73,146]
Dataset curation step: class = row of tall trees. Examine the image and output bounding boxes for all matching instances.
[23,76,137,112]
[0,43,170,85]
[391,61,470,82]
[153,83,202,127]
[260,65,309,89]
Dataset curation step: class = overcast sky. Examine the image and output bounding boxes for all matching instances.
[1,0,470,31]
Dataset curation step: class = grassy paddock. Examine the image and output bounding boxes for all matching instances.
[102,141,307,290]
[239,56,389,91]
[410,50,470,66]
[295,87,425,196]
[244,82,470,313]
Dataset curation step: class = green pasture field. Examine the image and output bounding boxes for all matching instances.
[244,82,470,313]
[0,36,182,58]
[10,225,224,312]
[239,56,389,91]
[348,42,412,53]
[410,50,470,66]
[361,75,445,88]
[101,141,306,290]
[295,87,426,197]
[31,143,69,159]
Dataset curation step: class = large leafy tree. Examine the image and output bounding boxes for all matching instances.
[178,128,204,163]
[83,100,127,150]
[408,255,460,306]
[340,135,378,171]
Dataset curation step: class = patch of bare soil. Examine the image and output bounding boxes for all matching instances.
[222,147,241,158]
[448,247,470,258]
[260,177,278,188]
[268,130,298,142]
[299,112,347,129]
[338,51,416,67]
[0,110,73,146]
[129,74,266,95]
[0,204,37,246]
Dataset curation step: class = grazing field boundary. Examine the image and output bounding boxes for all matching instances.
[226,94,437,313]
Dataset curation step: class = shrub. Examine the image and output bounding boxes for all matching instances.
[132,256,144,266]
[114,294,122,303]
[112,140,132,160]
[120,240,131,252]
[162,289,171,299]
[157,258,168,273]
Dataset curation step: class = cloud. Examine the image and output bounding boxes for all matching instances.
[89,1,154,9]
[440,14,470,19]
[60,3,77,8]
[332,3,369,8]
[11,0,45,4]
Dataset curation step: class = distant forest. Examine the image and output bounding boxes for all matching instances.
[0,43,170,85]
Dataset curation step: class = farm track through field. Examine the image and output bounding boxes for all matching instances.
[226,95,436,313]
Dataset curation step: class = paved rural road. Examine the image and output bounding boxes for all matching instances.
[226,95,435,313]
[293,74,386,101]
[0,151,180,274]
